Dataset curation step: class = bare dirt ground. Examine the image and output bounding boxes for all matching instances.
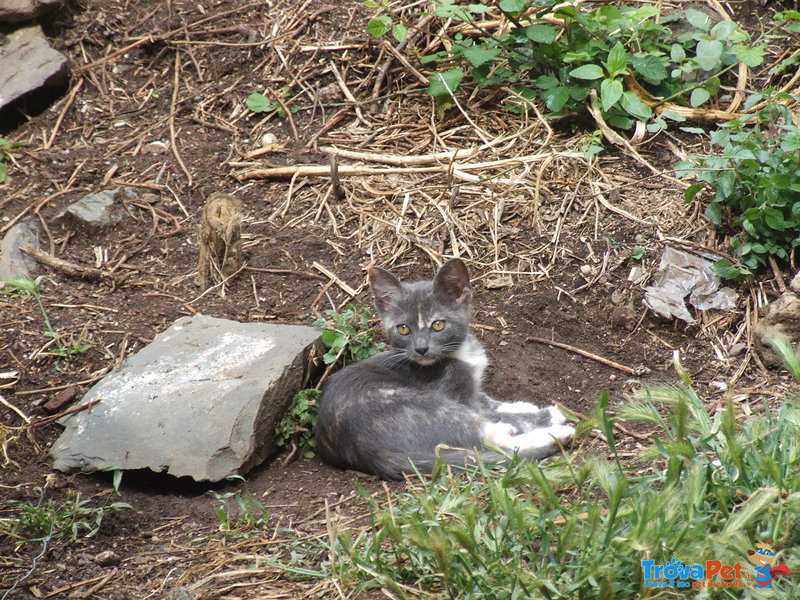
[1,0,797,598]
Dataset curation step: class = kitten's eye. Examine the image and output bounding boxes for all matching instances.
[396,324,410,335]
[431,320,445,332]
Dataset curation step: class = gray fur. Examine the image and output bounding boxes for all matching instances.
[315,259,573,480]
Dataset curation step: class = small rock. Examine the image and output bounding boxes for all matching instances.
[611,303,637,331]
[317,82,341,103]
[0,25,67,111]
[43,386,78,412]
[93,550,120,566]
[50,315,321,482]
[141,141,168,154]
[790,271,800,294]
[729,342,747,357]
[0,219,41,283]
[53,187,134,229]
[164,588,198,600]
[0,0,63,24]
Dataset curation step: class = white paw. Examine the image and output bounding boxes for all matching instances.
[495,401,541,414]
[508,424,574,451]
[482,421,518,446]
[544,405,568,425]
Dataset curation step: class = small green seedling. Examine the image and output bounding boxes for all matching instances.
[3,276,92,360]
[246,88,298,117]
[0,471,131,549]
[211,490,269,541]
[0,137,23,184]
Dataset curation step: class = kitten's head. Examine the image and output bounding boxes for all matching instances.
[368,258,471,365]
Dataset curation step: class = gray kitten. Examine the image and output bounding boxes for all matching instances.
[315,258,574,480]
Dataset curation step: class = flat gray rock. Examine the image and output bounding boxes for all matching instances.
[0,0,62,24]
[54,187,133,228]
[0,25,67,110]
[0,220,41,283]
[50,315,321,482]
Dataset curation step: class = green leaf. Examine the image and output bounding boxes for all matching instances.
[710,20,738,40]
[499,0,526,12]
[764,207,787,230]
[684,183,705,203]
[525,24,557,44]
[569,64,605,80]
[321,329,339,348]
[542,86,571,112]
[535,75,559,90]
[607,114,634,129]
[670,44,686,62]
[695,39,724,71]
[620,91,652,120]
[685,9,712,31]
[392,23,408,43]
[717,170,736,199]
[427,68,464,99]
[600,78,623,112]
[780,131,800,152]
[366,15,392,38]
[734,45,765,68]
[690,87,711,107]
[632,55,667,82]
[744,93,763,111]
[246,93,277,113]
[605,42,628,77]
[661,109,686,122]
[712,258,750,281]
[462,46,501,68]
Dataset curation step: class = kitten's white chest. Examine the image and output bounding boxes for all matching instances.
[454,335,488,385]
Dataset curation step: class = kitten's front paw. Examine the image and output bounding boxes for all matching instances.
[548,423,575,444]
[545,405,568,426]
[483,421,518,445]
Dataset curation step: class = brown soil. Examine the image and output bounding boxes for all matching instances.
[0,1,795,598]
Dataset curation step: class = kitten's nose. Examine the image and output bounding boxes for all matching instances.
[415,344,428,356]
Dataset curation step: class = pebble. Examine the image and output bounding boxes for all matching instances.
[93,550,121,566]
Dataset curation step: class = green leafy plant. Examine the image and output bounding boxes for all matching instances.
[368,1,766,132]
[275,388,321,458]
[246,88,298,117]
[677,93,800,279]
[0,137,23,184]
[3,276,92,359]
[364,0,408,43]
[283,350,800,598]
[0,471,132,548]
[313,303,385,366]
[211,490,269,541]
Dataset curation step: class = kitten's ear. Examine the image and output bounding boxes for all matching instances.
[433,258,471,304]
[368,266,403,314]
